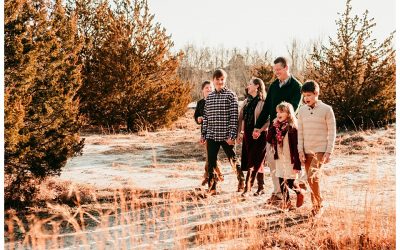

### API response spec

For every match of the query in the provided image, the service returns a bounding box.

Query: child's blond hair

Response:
[275,101,298,128]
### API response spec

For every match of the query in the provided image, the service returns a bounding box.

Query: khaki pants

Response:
[305,152,324,208]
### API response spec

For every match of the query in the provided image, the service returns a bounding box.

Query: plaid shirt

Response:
[202,87,239,141]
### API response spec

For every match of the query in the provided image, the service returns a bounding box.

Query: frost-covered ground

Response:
[52,110,396,248]
[9,111,394,249]
[60,121,395,213]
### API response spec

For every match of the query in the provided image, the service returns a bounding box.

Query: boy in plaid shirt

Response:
[201,69,244,194]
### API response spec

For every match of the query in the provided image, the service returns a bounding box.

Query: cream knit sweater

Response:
[297,100,336,154]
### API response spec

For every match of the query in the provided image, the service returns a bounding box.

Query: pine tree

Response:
[5,0,37,202]
[251,63,274,91]
[77,0,191,131]
[5,0,84,205]
[305,0,395,129]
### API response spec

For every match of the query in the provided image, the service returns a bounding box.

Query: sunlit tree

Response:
[76,0,191,131]
[4,0,84,205]
[305,0,395,128]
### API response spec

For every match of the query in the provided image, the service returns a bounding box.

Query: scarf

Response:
[273,120,289,147]
[243,95,260,129]
[271,120,289,160]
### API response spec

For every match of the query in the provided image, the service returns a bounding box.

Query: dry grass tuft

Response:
[5,184,395,249]
[4,117,395,249]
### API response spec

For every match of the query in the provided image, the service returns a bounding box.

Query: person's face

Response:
[273,63,289,81]
[213,76,226,91]
[276,108,289,122]
[202,84,212,98]
[246,81,258,96]
[303,91,318,107]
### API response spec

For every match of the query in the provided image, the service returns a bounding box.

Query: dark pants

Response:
[279,178,300,203]
[207,139,245,190]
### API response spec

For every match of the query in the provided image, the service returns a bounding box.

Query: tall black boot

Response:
[242,169,256,196]
[241,170,251,196]
[254,172,265,196]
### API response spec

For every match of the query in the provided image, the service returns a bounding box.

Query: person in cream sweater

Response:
[297,80,336,217]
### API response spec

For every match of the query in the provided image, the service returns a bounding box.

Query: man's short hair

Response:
[212,69,227,79]
[301,80,320,94]
[273,57,288,68]
[201,80,211,90]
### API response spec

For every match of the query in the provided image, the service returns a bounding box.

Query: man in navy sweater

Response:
[252,57,302,204]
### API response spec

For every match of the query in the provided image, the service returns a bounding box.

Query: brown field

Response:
[5,110,396,249]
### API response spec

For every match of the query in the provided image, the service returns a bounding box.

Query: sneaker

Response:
[253,189,265,196]
[201,178,208,186]
[296,189,305,207]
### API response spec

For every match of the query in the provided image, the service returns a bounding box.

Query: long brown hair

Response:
[251,77,266,101]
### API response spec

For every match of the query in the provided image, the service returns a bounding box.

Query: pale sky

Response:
[147,0,396,57]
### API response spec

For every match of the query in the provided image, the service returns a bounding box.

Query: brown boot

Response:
[201,178,208,186]
[208,173,218,193]
[237,181,245,192]
[296,189,305,207]
[236,165,245,192]
[215,166,224,182]
[202,166,209,186]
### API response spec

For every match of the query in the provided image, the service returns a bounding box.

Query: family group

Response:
[194,57,336,216]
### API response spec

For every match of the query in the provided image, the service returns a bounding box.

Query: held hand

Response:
[226,138,235,145]
[322,152,331,164]
[200,137,206,145]
[252,129,260,139]
[197,116,203,124]
[299,152,306,164]
[236,134,243,144]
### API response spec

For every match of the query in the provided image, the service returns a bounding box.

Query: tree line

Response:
[180,1,396,131]
[5,0,191,206]
[4,0,395,206]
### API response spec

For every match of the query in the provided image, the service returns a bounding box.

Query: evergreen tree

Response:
[305,0,395,128]
[5,0,37,201]
[4,0,84,205]
[77,0,191,131]
[251,63,274,91]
